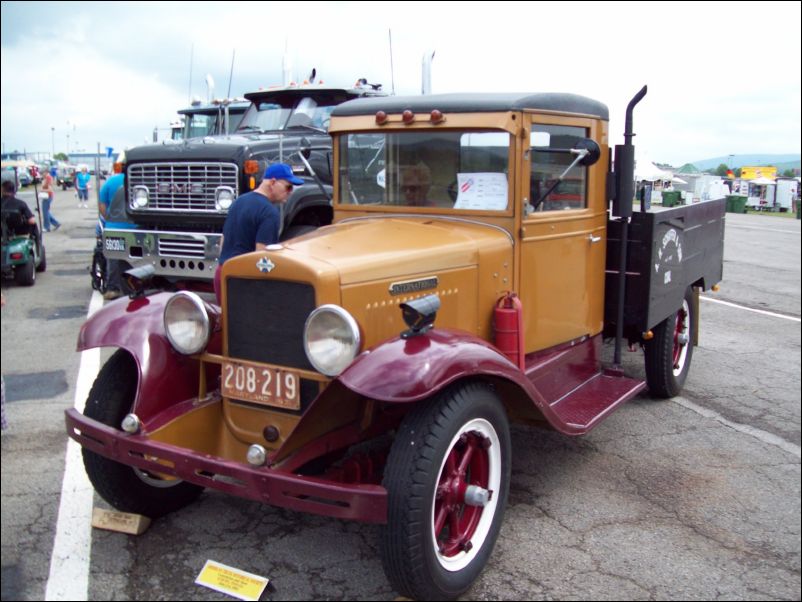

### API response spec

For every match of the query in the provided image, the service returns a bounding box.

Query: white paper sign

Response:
[454,172,508,210]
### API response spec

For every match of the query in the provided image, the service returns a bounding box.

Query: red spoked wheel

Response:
[381,383,510,600]
[432,423,499,570]
[645,287,696,398]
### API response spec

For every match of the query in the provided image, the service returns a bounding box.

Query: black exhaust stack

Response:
[612,85,647,369]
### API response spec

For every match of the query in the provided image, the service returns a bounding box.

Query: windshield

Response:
[179,108,247,139]
[339,130,511,211]
[237,94,347,134]
[184,113,217,138]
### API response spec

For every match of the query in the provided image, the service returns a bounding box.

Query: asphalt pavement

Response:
[1,192,799,601]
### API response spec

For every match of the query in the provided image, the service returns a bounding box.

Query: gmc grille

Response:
[128,162,238,213]
[158,237,206,258]
[226,278,318,410]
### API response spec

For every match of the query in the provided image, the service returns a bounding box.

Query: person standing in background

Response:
[214,163,302,301]
[97,172,131,300]
[75,165,91,208]
[41,169,61,232]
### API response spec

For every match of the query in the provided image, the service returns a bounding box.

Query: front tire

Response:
[645,287,696,398]
[82,350,204,518]
[90,245,107,293]
[381,382,511,600]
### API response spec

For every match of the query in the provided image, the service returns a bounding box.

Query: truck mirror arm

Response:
[296,150,332,202]
[531,148,589,211]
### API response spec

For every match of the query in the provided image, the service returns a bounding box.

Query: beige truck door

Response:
[518,118,607,352]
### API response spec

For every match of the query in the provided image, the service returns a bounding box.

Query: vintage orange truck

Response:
[66,86,725,600]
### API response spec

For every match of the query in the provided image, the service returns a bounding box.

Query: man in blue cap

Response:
[214,163,304,300]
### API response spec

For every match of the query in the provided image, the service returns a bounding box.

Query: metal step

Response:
[549,371,646,432]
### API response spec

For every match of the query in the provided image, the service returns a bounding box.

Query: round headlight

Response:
[132,186,149,208]
[304,305,361,376]
[215,187,235,211]
[164,292,210,355]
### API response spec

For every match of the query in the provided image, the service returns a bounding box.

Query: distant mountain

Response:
[690,154,800,171]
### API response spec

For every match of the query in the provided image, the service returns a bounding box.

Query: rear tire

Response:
[36,244,46,272]
[15,256,35,286]
[82,350,204,518]
[645,287,696,398]
[380,382,511,600]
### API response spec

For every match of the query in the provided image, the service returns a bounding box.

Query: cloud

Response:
[2,0,800,166]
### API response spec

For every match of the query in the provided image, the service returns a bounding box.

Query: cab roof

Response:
[331,92,609,120]
[244,85,385,103]
[178,101,250,116]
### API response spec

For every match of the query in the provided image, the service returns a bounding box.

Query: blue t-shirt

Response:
[96,173,125,236]
[219,191,280,265]
[76,171,91,190]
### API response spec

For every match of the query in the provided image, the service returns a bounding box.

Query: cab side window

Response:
[530,124,588,211]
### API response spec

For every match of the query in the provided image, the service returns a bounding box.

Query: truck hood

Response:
[281,216,512,285]
[125,131,330,163]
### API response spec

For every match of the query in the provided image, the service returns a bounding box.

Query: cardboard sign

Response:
[91,508,151,535]
[195,560,269,601]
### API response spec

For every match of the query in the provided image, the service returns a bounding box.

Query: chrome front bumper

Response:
[102,228,221,281]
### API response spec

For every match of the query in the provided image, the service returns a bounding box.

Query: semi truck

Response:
[66,86,725,600]
[102,81,385,288]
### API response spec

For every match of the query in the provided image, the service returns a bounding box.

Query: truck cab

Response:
[102,82,385,287]
[173,99,250,140]
[67,89,725,600]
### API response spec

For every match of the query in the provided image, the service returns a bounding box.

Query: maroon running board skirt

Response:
[523,335,646,434]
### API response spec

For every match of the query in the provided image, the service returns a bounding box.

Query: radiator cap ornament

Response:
[256,257,276,273]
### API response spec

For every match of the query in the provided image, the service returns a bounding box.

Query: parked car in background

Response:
[57,163,76,189]
[1,162,32,188]
[17,167,32,187]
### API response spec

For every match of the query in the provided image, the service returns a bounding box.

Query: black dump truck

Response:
[103,81,385,288]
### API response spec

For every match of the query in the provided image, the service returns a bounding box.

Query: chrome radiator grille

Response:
[157,237,206,258]
[128,162,238,212]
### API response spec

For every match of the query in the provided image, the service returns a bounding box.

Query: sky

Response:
[1,0,800,166]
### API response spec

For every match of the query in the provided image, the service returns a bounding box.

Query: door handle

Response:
[588,234,602,243]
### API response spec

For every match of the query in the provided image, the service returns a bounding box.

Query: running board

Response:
[548,371,646,433]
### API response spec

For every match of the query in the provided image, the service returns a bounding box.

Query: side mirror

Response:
[574,138,601,166]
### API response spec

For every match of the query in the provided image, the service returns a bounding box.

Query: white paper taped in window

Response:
[454,173,508,211]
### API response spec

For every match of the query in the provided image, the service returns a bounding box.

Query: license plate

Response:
[105,237,126,252]
[221,359,300,410]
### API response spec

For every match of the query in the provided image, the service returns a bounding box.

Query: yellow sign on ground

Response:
[195,560,269,601]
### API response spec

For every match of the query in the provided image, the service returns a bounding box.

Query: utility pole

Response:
[51,126,55,158]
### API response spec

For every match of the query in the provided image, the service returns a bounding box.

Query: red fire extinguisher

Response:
[494,293,524,371]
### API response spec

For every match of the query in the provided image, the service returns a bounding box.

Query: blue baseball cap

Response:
[264,163,304,185]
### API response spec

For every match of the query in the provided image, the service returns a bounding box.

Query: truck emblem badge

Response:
[256,257,276,273]
[389,276,438,296]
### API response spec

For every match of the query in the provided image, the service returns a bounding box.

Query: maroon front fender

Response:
[337,328,544,404]
[77,293,221,420]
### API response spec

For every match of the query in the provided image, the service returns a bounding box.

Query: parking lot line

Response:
[45,291,103,602]
[673,396,801,459]
[701,295,801,322]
